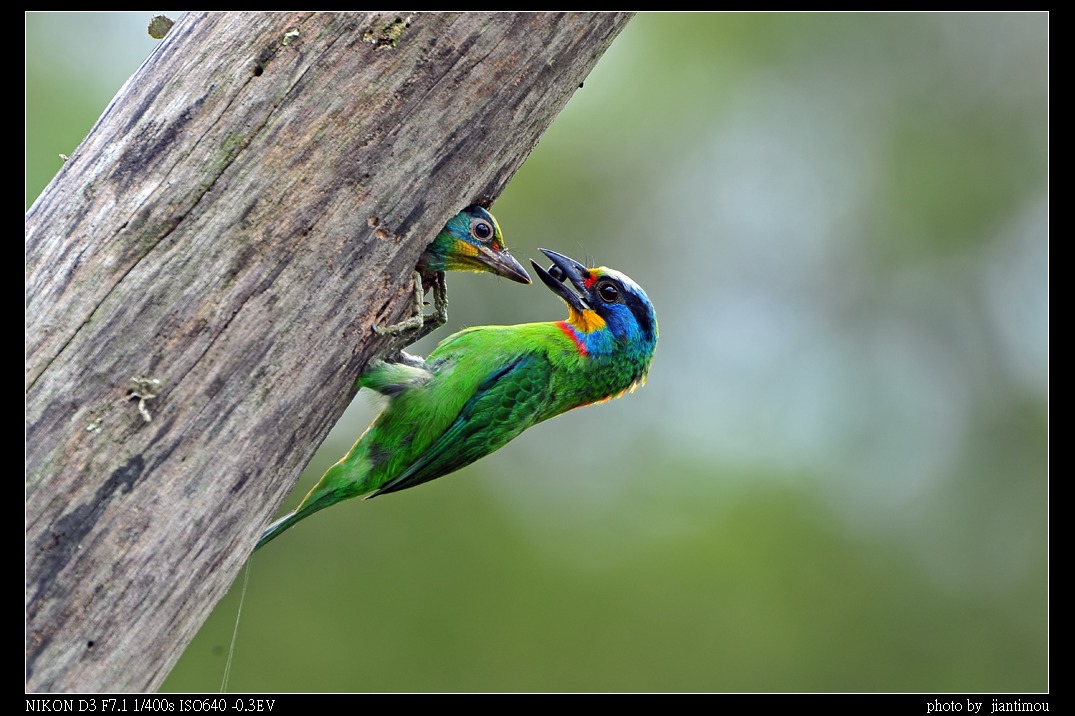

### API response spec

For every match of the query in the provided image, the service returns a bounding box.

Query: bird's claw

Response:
[373,270,448,346]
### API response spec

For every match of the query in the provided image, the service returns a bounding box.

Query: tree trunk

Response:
[25,11,633,693]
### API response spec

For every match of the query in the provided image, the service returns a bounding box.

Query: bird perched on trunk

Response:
[256,248,657,550]
[374,204,531,343]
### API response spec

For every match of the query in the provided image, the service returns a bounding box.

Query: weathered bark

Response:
[25,11,633,692]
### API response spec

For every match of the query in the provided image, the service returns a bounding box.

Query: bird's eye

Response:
[471,220,494,241]
[597,281,620,303]
[548,264,566,282]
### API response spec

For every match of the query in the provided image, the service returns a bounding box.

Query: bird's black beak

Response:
[478,246,532,285]
[530,248,592,313]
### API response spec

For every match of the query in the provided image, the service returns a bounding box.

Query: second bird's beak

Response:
[530,248,592,313]
[477,246,532,284]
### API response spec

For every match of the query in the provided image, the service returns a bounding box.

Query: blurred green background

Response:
[26,13,1047,692]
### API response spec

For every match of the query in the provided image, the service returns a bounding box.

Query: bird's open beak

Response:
[531,248,592,313]
[477,246,532,284]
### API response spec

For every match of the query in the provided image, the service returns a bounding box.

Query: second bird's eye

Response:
[471,220,494,241]
[548,264,566,282]
[597,281,620,303]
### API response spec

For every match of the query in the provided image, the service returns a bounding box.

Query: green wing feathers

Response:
[371,352,554,496]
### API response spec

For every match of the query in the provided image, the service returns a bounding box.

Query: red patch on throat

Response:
[557,321,588,356]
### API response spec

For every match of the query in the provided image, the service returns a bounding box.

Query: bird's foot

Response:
[373,270,448,356]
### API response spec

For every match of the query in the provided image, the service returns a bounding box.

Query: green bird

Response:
[374,204,531,342]
[256,249,658,550]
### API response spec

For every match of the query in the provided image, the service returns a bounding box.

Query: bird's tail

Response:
[253,443,377,551]
[254,509,307,552]
[253,482,350,552]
